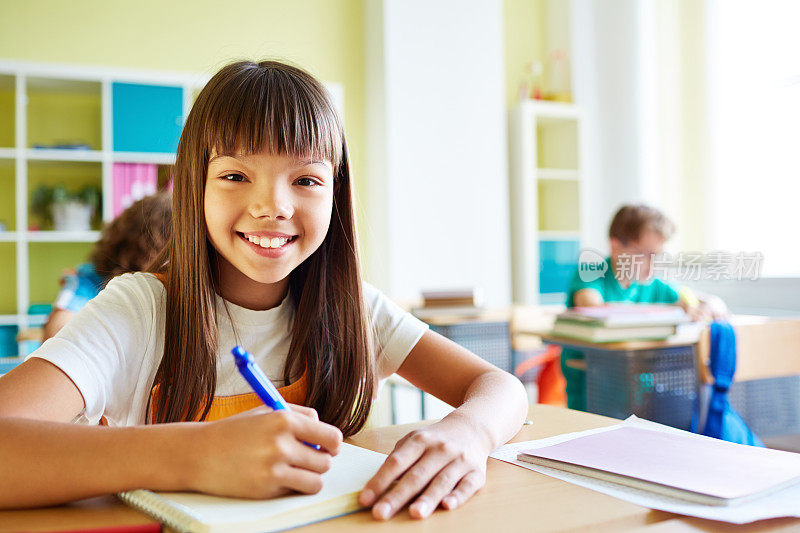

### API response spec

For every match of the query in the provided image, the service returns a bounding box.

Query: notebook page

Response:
[143,443,386,530]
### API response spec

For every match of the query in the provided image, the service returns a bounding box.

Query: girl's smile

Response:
[204,149,334,309]
[237,231,299,258]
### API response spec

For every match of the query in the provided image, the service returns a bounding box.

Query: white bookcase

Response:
[0,60,210,356]
[508,99,584,305]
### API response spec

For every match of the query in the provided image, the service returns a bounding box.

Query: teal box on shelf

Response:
[539,239,580,294]
[112,82,184,153]
[0,325,18,357]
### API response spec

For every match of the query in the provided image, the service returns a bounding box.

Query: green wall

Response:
[0,79,14,147]
[0,243,15,314]
[27,88,102,149]
[0,160,13,232]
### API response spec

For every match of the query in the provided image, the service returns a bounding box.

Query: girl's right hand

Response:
[189,406,343,499]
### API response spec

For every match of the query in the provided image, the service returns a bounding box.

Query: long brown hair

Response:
[148,60,375,437]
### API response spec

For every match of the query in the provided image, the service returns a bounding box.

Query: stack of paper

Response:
[491,416,800,523]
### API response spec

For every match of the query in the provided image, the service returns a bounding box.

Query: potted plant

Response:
[30,184,101,231]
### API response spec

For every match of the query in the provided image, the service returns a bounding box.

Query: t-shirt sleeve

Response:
[566,267,605,307]
[25,273,158,424]
[362,281,429,381]
[652,279,681,304]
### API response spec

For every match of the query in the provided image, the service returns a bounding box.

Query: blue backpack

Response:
[691,321,764,447]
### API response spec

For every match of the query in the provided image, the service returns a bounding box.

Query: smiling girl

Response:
[0,60,527,520]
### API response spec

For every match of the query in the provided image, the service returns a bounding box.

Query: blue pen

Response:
[231,345,321,450]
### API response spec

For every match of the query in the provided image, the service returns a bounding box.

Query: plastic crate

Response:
[584,344,698,430]
[430,321,512,372]
[727,375,800,438]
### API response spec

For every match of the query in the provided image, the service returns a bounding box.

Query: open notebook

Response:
[517,426,800,506]
[118,443,387,533]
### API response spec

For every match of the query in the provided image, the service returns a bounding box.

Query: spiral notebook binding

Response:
[118,489,204,533]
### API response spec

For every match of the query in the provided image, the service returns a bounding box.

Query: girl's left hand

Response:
[358,416,491,520]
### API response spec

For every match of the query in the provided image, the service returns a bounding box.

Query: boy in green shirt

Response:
[562,204,728,410]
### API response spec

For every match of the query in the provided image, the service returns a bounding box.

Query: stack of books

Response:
[411,288,484,320]
[552,304,688,342]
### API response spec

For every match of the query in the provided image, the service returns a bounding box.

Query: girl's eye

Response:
[295,177,320,187]
[220,173,246,182]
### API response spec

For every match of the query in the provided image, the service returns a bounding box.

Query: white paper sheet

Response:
[490,416,800,524]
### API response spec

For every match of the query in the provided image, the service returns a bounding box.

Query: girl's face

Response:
[204,149,334,308]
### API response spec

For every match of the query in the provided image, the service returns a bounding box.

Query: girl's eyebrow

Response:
[208,154,328,167]
[295,159,330,168]
[208,153,243,164]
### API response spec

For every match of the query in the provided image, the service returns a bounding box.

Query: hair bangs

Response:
[204,61,342,170]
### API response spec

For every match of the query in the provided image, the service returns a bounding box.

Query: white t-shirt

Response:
[28,272,428,427]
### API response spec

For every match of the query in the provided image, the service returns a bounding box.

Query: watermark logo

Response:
[651,251,764,282]
[575,249,764,283]
[578,248,608,282]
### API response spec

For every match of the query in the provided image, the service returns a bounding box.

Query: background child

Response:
[562,204,729,410]
[0,60,527,521]
[42,192,172,341]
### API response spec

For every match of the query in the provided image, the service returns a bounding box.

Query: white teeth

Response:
[244,233,291,249]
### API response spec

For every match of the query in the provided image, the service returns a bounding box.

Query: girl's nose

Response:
[249,186,294,220]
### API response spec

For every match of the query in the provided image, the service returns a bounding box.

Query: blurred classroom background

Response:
[0,0,798,434]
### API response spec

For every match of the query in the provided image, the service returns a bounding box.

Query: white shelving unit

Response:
[509,99,584,305]
[0,60,210,356]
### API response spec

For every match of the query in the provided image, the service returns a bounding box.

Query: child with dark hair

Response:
[42,191,172,341]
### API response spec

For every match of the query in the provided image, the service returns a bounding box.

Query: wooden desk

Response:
[1,405,798,532]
